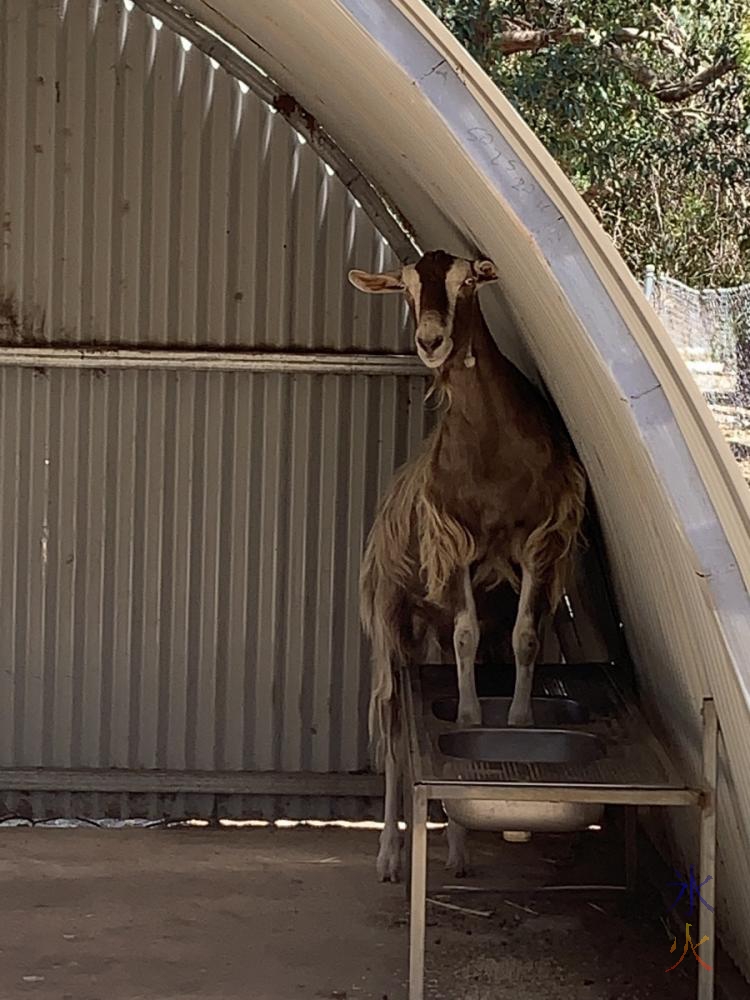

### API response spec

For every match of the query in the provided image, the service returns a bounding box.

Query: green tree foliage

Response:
[425,1,749,285]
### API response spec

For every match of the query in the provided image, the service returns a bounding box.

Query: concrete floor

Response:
[0,824,698,999]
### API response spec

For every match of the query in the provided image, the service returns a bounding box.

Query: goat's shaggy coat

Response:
[351,250,586,879]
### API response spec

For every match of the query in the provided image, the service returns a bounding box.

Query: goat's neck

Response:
[440,300,513,426]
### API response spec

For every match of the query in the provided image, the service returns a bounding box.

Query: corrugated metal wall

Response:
[0,365,429,771]
[0,0,427,818]
[0,365,428,818]
[0,0,612,820]
[0,0,410,353]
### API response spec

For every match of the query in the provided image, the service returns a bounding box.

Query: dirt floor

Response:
[0,822,703,999]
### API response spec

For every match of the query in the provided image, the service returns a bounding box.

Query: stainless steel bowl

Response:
[444,797,604,833]
[439,727,604,764]
[439,727,606,832]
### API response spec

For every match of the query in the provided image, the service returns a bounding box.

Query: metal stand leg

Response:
[402,776,413,901]
[698,697,718,1000]
[624,806,638,892]
[402,718,414,901]
[409,785,428,1000]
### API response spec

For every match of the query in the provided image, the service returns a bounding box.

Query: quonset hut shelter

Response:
[1,0,750,984]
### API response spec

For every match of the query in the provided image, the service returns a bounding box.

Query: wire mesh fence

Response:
[644,267,750,484]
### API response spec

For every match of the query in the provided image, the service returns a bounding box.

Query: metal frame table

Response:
[399,663,718,1000]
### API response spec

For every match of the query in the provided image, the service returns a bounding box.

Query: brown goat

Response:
[349,250,586,881]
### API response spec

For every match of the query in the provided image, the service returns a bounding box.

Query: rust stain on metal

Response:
[272,92,318,134]
[0,293,21,341]
[0,292,47,345]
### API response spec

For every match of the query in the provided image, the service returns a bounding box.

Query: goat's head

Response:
[348,250,498,369]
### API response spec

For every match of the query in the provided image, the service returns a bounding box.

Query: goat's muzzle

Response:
[415,314,452,369]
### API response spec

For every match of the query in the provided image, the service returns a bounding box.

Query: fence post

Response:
[643,264,656,303]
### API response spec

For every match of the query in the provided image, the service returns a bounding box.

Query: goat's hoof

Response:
[507,706,533,728]
[376,833,402,883]
[377,857,401,883]
[446,841,469,878]
[457,703,482,727]
[446,855,469,878]
[448,863,469,878]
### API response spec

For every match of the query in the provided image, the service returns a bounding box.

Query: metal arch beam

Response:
[133,0,420,263]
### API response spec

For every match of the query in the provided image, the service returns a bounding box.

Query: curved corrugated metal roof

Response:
[161,0,750,978]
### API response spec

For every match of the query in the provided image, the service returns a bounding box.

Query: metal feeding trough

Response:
[399,662,719,1000]
[438,723,605,832]
[438,727,604,764]
[436,721,606,833]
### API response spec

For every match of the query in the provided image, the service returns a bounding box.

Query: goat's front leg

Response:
[447,568,480,878]
[507,566,546,728]
[376,744,402,883]
[453,567,481,727]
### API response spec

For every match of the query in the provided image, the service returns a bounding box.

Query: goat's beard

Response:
[424,368,453,408]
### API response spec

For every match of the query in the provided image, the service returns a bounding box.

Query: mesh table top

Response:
[402,663,701,804]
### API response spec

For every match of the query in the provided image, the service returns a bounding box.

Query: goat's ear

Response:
[472,258,498,284]
[348,268,404,293]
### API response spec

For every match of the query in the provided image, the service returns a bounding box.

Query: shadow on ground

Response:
[0,821,704,999]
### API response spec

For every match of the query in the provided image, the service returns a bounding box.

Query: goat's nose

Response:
[417,335,443,354]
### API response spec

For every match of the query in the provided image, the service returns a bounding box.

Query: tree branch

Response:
[493,25,586,55]
[488,16,738,103]
[472,0,493,59]
[653,56,738,102]
[605,42,659,90]
[611,26,682,58]
[492,20,668,57]
[607,44,737,102]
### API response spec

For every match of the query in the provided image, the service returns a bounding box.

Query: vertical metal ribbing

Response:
[0,0,425,819]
